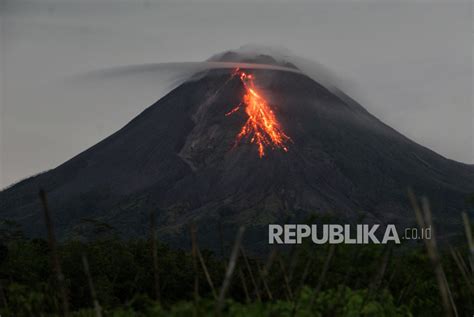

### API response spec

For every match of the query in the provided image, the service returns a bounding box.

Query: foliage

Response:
[0,234,471,316]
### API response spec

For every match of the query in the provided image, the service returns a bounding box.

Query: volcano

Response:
[1,52,473,249]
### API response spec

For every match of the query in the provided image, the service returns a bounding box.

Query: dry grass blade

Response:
[240,246,261,301]
[315,244,336,294]
[449,246,474,295]
[408,189,454,317]
[386,258,400,287]
[462,212,474,272]
[408,189,426,229]
[82,254,102,317]
[258,264,273,300]
[310,244,336,308]
[256,248,276,301]
[357,246,392,314]
[278,257,293,301]
[453,247,471,279]
[190,225,200,309]
[196,248,218,299]
[421,198,458,317]
[372,246,392,290]
[287,246,300,284]
[216,226,245,315]
[329,246,362,314]
[291,254,314,317]
[396,278,414,306]
[149,210,161,303]
[39,189,70,317]
[238,267,251,303]
[441,269,459,317]
[264,248,277,272]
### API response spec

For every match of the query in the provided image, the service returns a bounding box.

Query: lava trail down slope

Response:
[1,53,473,250]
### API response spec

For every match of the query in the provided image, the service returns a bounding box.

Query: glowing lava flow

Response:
[226,69,291,158]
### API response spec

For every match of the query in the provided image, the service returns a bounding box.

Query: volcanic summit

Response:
[1,50,473,249]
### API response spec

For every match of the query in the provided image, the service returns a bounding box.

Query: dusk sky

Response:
[1,0,472,188]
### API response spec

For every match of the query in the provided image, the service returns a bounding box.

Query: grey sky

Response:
[1,0,473,188]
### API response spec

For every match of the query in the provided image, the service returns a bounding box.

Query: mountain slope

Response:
[1,65,473,249]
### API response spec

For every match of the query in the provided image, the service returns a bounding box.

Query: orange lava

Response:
[227,69,291,158]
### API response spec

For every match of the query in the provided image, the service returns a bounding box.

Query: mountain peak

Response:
[1,51,473,249]
[208,47,299,70]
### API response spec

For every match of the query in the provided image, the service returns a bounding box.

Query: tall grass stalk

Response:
[216,226,245,315]
[408,190,455,317]
[81,254,102,317]
[240,246,261,301]
[462,212,473,272]
[192,226,217,300]
[39,189,70,317]
[149,210,161,303]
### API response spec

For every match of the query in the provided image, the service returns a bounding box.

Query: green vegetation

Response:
[0,230,472,316]
[0,192,473,316]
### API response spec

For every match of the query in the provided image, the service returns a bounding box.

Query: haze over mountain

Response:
[1,51,473,249]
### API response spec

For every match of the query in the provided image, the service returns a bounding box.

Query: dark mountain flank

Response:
[1,55,473,249]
